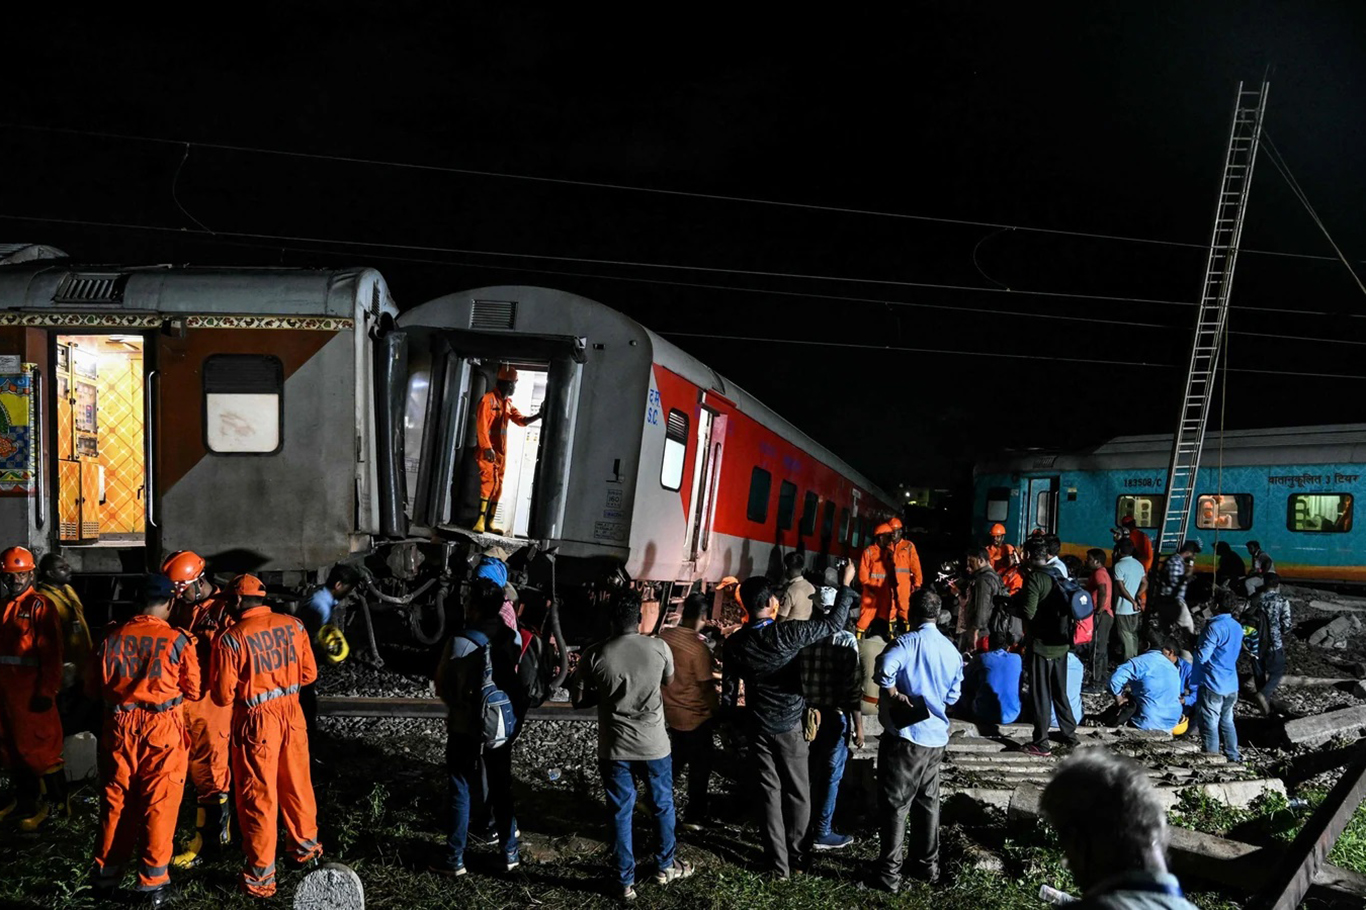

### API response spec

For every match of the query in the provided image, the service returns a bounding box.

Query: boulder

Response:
[294,863,364,910]
[1308,615,1364,650]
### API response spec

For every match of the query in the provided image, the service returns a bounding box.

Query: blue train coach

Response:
[973,425,1365,585]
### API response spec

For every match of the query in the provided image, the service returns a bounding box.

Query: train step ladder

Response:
[1158,81,1269,555]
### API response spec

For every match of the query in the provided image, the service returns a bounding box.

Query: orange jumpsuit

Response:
[890,539,923,624]
[171,588,234,803]
[211,606,321,898]
[856,542,894,631]
[474,389,533,502]
[89,615,200,892]
[986,542,1015,575]
[1130,529,1155,574]
[0,586,64,776]
[1000,565,1024,596]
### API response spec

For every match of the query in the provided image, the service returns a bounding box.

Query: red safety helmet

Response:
[231,574,266,597]
[161,550,206,584]
[989,523,1007,536]
[1,546,35,573]
[497,364,519,382]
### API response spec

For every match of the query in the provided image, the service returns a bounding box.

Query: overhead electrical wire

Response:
[2,120,1357,266]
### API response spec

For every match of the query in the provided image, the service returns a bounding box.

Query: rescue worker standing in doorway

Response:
[164,550,234,867]
[856,524,897,640]
[888,518,923,635]
[88,574,199,907]
[211,574,322,899]
[0,546,66,830]
[472,365,542,535]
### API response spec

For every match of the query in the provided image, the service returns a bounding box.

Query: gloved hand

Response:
[30,694,53,713]
[854,627,865,640]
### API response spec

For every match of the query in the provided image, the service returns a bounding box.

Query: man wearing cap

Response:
[0,545,66,830]
[856,525,897,639]
[163,550,234,868]
[212,574,322,898]
[985,524,1014,575]
[888,519,922,635]
[472,364,541,535]
[88,574,198,906]
[1121,517,1155,575]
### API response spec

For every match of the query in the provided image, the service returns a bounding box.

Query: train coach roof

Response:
[401,285,893,504]
[977,423,1366,473]
[0,261,389,316]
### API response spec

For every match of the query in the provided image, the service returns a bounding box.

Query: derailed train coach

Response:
[0,248,895,641]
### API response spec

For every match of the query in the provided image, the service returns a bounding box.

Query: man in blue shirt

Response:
[1050,651,1085,729]
[965,631,1022,727]
[1196,595,1245,761]
[869,589,962,892]
[296,564,360,735]
[1111,539,1148,662]
[1108,640,1183,732]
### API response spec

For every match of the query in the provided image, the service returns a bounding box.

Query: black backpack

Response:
[517,629,551,709]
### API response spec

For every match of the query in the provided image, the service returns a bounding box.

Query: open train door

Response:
[686,391,730,578]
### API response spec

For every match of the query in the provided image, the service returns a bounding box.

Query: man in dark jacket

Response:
[959,547,1003,653]
[721,560,856,879]
[1015,538,1079,756]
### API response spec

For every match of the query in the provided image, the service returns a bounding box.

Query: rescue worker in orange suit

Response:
[164,550,235,867]
[38,553,97,740]
[0,546,66,830]
[211,574,322,899]
[856,523,897,639]
[887,518,923,636]
[1000,547,1025,596]
[986,523,1016,575]
[88,574,199,907]
[471,365,542,534]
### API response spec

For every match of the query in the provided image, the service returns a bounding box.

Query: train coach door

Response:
[688,409,727,568]
[1025,476,1059,538]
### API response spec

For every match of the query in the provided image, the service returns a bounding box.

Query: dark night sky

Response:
[5,5,1366,491]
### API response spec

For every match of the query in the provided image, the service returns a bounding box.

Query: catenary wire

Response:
[2,120,1356,266]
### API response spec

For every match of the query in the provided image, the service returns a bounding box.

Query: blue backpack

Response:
[458,629,518,750]
[1043,567,1094,623]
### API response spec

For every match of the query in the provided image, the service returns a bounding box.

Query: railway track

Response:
[317,694,596,721]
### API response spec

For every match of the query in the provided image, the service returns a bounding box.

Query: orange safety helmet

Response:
[989,523,1007,536]
[231,574,266,597]
[497,364,519,382]
[1,546,35,573]
[889,517,903,531]
[874,522,893,536]
[161,550,207,584]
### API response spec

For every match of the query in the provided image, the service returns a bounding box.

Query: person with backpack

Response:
[570,590,693,902]
[1015,537,1083,756]
[431,578,528,878]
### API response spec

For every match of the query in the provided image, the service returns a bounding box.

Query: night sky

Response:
[5,5,1366,492]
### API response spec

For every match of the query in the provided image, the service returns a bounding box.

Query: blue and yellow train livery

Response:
[972,425,1365,585]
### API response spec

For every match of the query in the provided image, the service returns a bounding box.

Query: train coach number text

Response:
[646,389,662,426]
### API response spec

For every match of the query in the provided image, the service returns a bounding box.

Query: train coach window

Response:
[1116,495,1164,529]
[747,467,772,523]
[1196,494,1253,530]
[660,409,688,491]
[851,517,862,549]
[777,481,798,530]
[203,354,283,454]
[800,491,819,536]
[986,487,1010,523]
[1288,493,1354,533]
[838,507,850,544]
[821,500,835,541]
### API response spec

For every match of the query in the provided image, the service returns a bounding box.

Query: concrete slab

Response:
[1284,705,1366,745]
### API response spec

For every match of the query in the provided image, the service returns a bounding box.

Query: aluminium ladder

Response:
[1157,81,1269,554]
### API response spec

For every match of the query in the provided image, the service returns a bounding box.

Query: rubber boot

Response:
[472,498,489,533]
[17,767,63,832]
[486,499,504,535]
[172,793,230,868]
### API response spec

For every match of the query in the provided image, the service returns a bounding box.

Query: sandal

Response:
[654,859,696,885]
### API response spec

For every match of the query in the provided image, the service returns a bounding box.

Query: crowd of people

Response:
[0,513,1289,906]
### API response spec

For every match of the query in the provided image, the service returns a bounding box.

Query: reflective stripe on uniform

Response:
[245,683,300,708]
[868,573,887,580]
[112,694,184,714]
[222,634,241,653]
[245,863,276,883]
[293,838,320,856]
[896,568,912,573]
[169,633,189,663]
[137,862,169,886]
[0,655,39,666]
